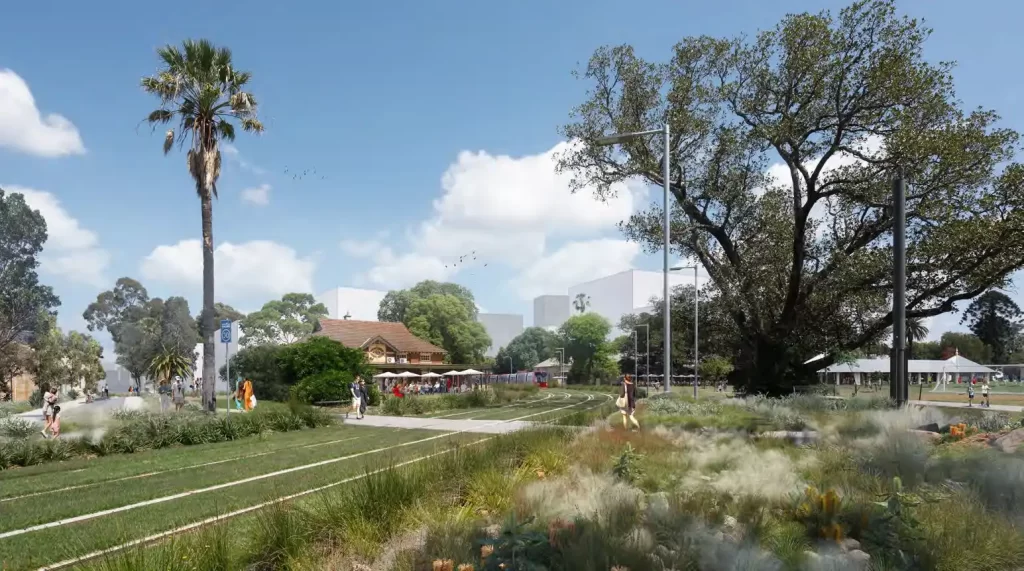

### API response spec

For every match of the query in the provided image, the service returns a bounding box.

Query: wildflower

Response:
[432,560,454,571]
[457,565,475,571]
[481,544,494,559]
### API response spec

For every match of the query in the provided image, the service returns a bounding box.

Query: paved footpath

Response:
[909,400,1024,413]
[342,414,538,434]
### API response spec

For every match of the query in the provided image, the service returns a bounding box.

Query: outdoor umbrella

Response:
[459,369,484,375]
[442,370,463,376]
[420,372,442,378]
[396,371,420,378]
[374,372,398,378]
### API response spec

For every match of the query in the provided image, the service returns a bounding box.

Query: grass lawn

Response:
[0,392,607,570]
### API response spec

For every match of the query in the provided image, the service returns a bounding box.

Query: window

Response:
[420,353,432,362]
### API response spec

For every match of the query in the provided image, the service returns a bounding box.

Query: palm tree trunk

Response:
[201,189,217,412]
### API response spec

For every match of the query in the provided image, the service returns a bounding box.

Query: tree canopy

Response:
[559,0,1024,394]
[84,278,200,388]
[961,291,1022,363]
[494,327,561,373]
[378,281,490,363]
[378,281,479,323]
[197,303,245,341]
[0,189,60,360]
[559,313,617,384]
[240,293,327,347]
[32,316,105,393]
[938,332,991,363]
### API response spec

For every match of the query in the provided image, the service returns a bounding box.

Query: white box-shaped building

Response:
[568,270,692,338]
[477,313,524,357]
[317,287,389,321]
[533,294,570,330]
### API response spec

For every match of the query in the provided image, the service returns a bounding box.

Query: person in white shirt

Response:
[40,385,56,438]
[981,381,990,407]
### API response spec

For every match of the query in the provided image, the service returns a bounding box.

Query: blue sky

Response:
[2,0,1023,358]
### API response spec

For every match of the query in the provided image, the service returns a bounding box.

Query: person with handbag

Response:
[617,374,640,431]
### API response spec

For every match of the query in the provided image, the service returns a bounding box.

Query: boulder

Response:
[915,422,941,433]
[908,429,942,443]
[840,538,862,552]
[992,428,1024,453]
[848,549,871,566]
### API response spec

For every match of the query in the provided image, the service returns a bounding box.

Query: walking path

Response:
[909,400,1024,413]
[348,415,538,434]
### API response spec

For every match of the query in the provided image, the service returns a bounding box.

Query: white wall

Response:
[533,295,570,329]
[317,287,388,321]
[568,270,692,338]
[478,313,524,357]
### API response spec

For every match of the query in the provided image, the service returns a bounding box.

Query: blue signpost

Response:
[221,320,232,414]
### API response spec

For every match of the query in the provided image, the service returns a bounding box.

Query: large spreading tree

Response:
[378,280,490,363]
[240,293,328,347]
[494,327,561,373]
[142,39,264,411]
[558,0,1024,394]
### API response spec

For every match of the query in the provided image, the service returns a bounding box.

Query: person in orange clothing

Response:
[242,378,254,411]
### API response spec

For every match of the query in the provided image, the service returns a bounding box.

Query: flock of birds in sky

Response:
[283,166,326,181]
[445,250,488,271]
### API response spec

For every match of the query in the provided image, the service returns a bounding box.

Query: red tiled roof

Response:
[314,319,446,354]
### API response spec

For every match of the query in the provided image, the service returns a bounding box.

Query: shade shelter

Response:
[459,369,484,376]
[373,372,398,378]
[396,371,420,378]
[818,352,996,386]
[442,370,463,376]
[421,372,442,378]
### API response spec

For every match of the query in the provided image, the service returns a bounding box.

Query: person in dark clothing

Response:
[358,379,368,418]
[618,374,640,431]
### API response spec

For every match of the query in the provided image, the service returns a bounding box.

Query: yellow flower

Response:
[433,560,454,571]
[457,565,475,571]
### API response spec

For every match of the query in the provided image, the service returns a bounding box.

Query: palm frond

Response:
[217,122,235,141]
[147,109,174,124]
[240,118,264,134]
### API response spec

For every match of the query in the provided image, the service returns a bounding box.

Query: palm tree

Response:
[906,318,929,359]
[573,293,591,314]
[142,40,263,411]
[148,346,193,388]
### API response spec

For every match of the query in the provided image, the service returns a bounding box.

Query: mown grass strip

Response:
[0,428,431,534]
[0,435,484,570]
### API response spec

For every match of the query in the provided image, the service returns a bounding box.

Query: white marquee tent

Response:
[818,353,996,386]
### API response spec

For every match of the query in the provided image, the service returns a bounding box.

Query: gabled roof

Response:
[535,357,562,368]
[819,355,996,375]
[314,319,446,354]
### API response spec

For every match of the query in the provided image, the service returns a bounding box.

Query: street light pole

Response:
[555,348,565,386]
[635,324,649,386]
[595,124,672,392]
[671,265,700,398]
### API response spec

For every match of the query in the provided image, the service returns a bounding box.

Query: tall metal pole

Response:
[646,326,650,387]
[890,172,907,406]
[663,123,673,393]
[693,265,699,399]
[634,330,639,377]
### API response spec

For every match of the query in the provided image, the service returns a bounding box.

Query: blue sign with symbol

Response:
[220,319,232,343]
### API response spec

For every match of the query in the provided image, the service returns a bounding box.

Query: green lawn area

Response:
[0,391,607,570]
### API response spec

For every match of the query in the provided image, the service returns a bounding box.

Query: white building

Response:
[478,313,524,357]
[533,295,570,331]
[568,270,694,337]
[317,286,389,321]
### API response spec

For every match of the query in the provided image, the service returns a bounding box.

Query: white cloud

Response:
[7,185,109,286]
[0,69,85,157]
[340,238,382,258]
[241,183,271,206]
[221,143,266,176]
[352,141,647,292]
[140,239,316,300]
[516,239,641,300]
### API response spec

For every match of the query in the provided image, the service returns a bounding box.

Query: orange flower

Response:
[481,545,494,559]
[457,565,475,571]
[433,560,454,571]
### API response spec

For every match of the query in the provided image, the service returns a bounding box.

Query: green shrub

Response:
[290,370,353,404]
[0,416,35,438]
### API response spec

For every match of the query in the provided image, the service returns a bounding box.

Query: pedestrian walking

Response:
[40,384,56,439]
[967,384,975,407]
[349,378,362,419]
[358,378,368,419]
[172,377,186,412]
[981,381,990,407]
[50,404,61,438]
[617,374,640,431]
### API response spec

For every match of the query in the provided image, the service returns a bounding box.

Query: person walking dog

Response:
[617,374,640,431]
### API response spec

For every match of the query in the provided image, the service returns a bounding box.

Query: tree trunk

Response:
[201,191,217,412]
[732,335,803,396]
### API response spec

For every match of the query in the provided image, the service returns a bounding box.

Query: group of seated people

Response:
[385,379,478,397]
